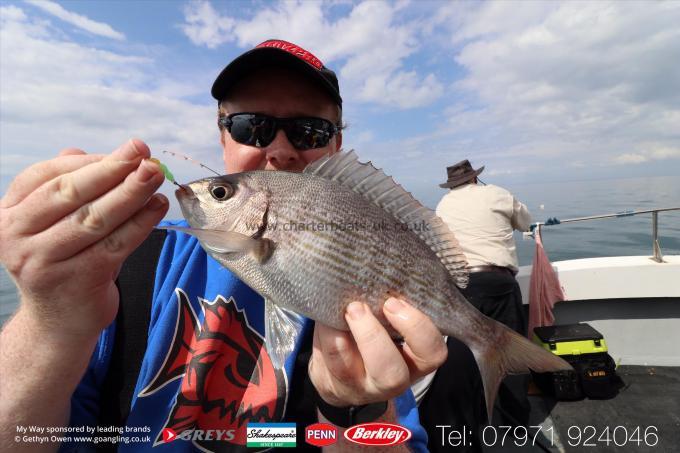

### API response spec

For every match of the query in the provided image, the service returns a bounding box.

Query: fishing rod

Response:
[527,206,680,263]
[532,206,680,227]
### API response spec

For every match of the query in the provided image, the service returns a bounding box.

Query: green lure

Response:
[149,158,175,184]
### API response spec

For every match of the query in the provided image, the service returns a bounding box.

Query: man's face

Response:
[220,68,342,173]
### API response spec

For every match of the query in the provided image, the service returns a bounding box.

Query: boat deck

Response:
[498,366,680,452]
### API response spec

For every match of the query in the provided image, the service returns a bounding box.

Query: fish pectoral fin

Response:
[252,238,275,264]
[157,225,263,255]
[264,299,306,370]
[232,191,271,237]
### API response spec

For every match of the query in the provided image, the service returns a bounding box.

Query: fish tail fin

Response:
[468,321,571,421]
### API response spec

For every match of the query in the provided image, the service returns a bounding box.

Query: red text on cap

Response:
[257,39,324,70]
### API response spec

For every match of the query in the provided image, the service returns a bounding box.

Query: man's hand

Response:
[0,139,168,338]
[0,139,168,452]
[309,297,448,407]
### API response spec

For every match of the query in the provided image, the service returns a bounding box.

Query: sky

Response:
[1,0,679,216]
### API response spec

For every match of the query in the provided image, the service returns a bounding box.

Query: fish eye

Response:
[209,184,233,201]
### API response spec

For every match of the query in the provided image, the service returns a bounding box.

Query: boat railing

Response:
[527,206,680,263]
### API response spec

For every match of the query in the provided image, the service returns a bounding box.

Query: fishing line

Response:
[162,150,222,176]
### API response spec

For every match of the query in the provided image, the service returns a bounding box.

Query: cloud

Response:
[180,0,234,48]
[486,168,523,177]
[614,146,680,165]
[614,153,647,165]
[177,0,677,184]
[650,146,680,160]
[25,0,125,40]
[389,1,680,181]
[352,130,374,145]
[360,72,443,109]
[179,0,442,109]
[3,0,678,215]
[0,5,221,216]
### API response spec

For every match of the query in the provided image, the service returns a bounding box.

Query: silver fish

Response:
[162,151,570,416]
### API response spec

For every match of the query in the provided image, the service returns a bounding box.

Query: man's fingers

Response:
[14,140,151,234]
[34,159,165,262]
[314,322,364,384]
[311,301,436,407]
[80,193,169,265]
[58,147,87,157]
[10,194,168,312]
[345,302,409,394]
[0,154,104,209]
[382,297,448,378]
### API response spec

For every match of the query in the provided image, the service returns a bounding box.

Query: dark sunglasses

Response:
[218,113,339,151]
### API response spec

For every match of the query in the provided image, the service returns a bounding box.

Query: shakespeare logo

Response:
[139,290,287,452]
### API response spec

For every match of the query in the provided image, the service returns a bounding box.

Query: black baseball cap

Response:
[211,39,342,106]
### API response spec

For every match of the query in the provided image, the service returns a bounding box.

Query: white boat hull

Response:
[517,255,680,366]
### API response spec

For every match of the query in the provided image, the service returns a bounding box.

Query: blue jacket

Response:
[64,221,428,452]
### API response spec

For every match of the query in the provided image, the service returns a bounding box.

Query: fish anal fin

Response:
[264,299,306,370]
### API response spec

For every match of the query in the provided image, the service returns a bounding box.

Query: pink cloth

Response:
[527,229,567,338]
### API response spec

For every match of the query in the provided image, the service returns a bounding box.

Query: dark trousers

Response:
[419,271,530,452]
[461,271,531,428]
[419,337,485,452]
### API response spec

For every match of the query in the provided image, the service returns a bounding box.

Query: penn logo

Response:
[344,422,412,446]
[305,423,338,447]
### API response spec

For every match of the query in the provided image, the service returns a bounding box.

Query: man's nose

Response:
[263,130,300,170]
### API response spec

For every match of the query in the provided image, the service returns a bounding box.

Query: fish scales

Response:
[204,171,457,329]
[275,209,375,275]
[272,171,452,305]
[289,238,380,294]
[168,151,572,419]
[277,174,459,329]
[282,218,421,321]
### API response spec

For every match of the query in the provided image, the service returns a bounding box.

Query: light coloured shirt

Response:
[435,183,532,272]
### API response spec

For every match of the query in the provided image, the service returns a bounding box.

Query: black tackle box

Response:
[532,323,623,400]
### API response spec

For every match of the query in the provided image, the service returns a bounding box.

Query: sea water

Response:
[1,175,678,326]
[512,175,680,264]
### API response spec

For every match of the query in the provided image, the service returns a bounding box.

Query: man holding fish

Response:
[0,40,448,452]
[0,39,569,453]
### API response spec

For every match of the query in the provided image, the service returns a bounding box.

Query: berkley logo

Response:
[344,423,412,446]
[305,423,338,447]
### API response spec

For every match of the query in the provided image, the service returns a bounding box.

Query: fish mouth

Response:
[174,184,205,227]
[175,184,196,200]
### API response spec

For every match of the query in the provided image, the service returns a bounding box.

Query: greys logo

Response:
[162,428,236,443]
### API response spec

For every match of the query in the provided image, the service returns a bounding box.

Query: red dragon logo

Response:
[139,290,286,452]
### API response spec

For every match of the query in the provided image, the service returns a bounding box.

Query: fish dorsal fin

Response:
[305,150,469,288]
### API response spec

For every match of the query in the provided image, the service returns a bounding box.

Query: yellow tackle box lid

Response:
[533,323,608,356]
